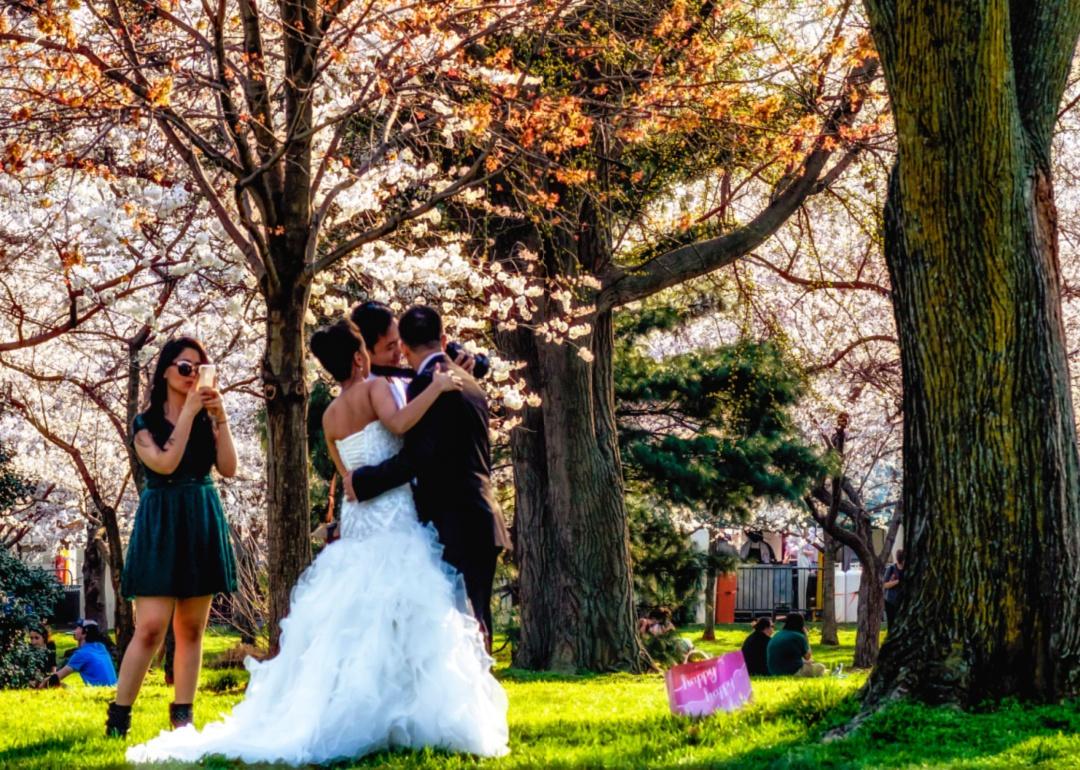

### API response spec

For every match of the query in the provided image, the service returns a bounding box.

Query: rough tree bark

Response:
[496,207,645,672]
[820,533,840,646]
[262,280,312,654]
[82,523,108,628]
[863,0,1080,704]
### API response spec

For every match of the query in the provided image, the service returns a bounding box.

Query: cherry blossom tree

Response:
[465,0,886,671]
[0,0,551,647]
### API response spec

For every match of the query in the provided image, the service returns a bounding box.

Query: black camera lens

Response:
[446,342,490,379]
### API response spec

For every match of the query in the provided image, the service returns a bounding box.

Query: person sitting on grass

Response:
[766,612,825,678]
[38,619,118,688]
[28,624,57,679]
[637,607,700,666]
[637,606,676,637]
[740,617,774,676]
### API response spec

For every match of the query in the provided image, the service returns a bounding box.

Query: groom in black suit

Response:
[344,305,511,649]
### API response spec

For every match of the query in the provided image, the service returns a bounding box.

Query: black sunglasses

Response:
[171,361,201,377]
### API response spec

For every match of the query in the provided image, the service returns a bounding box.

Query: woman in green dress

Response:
[106,336,238,738]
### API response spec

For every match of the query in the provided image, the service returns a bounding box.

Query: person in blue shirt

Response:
[40,620,117,688]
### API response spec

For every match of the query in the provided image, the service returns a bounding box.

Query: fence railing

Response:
[734,564,819,620]
[52,568,77,586]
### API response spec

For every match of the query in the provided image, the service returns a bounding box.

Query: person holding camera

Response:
[106,336,238,738]
[124,315,508,765]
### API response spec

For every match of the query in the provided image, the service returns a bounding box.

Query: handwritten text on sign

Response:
[664,651,753,717]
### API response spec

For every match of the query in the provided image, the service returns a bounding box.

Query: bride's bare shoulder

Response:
[321,393,344,438]
[322,383,365,433]
[345,378,376,407]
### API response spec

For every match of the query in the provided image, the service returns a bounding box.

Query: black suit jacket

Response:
[351,354,511,569]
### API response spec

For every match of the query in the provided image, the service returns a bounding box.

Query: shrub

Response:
[0,549,63,688]
[629,498,707,624]
[206,642,268,670]
[204,669,245,693]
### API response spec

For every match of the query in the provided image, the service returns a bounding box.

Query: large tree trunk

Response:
[864,0,1080,705]
[493,199,646,672]
[496,324,555,666]
[262,281,312,654]
[509,313,646,671]
[820,533,839,645]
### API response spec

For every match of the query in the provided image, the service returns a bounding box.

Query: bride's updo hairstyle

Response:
[310,320,366,382]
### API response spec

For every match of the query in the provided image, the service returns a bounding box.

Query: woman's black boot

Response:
[169,702,193,729]
[105,702,132,738]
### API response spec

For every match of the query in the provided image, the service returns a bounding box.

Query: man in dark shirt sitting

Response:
[740,617,774,675]
[767,612,825,677]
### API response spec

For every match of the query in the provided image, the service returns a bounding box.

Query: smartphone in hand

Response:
[197,364,217,389]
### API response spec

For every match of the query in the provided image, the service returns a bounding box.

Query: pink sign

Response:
[664,651,753,717]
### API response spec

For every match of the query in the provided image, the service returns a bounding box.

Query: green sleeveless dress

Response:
[120,411,238,599]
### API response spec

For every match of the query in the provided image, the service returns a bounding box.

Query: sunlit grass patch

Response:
[2,625,1078,769]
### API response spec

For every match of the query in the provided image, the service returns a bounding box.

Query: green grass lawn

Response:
[2,624,1079,769]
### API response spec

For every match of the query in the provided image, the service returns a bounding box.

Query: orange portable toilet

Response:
[715,572,737,624]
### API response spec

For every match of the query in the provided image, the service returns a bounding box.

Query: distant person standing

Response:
[883,549,905,630]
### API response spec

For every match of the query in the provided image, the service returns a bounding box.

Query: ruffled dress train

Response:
[127,422,509,765]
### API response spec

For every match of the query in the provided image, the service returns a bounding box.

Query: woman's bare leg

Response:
[115,597,175,706]
[172,595,214,704]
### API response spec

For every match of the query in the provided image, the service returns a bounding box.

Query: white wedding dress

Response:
[127,421,510,765]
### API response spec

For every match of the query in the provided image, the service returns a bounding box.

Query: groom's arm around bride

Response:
[344,306,511,647]
[345,358,449,506]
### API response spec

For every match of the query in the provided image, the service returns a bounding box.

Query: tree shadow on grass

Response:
[560,694,1080,770]
[793,697,1080,770]
[0,737,82,767]
[110,696,1080,770]
[497,667,620,684]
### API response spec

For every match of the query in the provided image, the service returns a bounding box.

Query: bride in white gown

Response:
[127,320,510,765]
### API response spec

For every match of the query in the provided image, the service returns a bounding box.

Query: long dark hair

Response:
[145,336,210,424]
